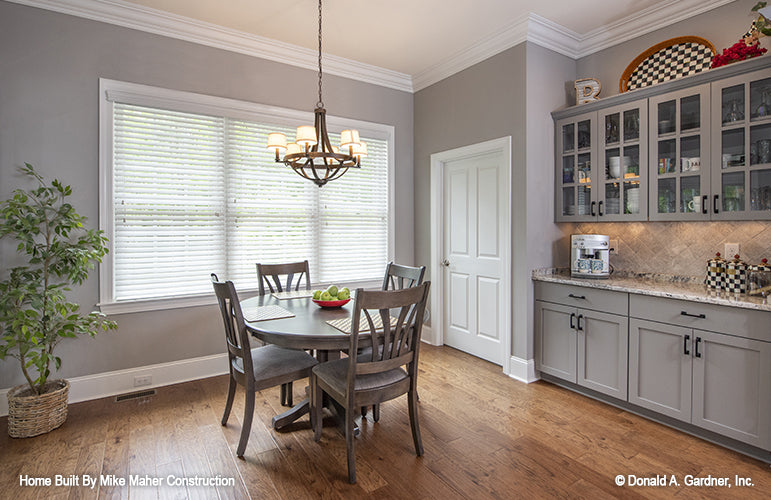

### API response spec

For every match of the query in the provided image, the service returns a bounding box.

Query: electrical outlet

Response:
[609,239,619,256]
[725,243,740,258]
[134,375,152,387]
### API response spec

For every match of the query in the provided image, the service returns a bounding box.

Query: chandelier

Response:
[266,0,365,187]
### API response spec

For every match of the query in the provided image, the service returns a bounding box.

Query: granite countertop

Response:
[532,268,771,313]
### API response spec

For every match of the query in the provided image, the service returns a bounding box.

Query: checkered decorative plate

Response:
[620,37,715,93]
[327,315,399,334]
[243,305,295,322]
[271,290,314,300]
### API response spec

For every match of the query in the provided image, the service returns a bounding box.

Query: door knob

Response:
[441,259,450,267]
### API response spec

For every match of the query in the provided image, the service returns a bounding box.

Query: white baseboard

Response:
[508,356,539,383]
[0,353,229,417]
[420,325,441,346]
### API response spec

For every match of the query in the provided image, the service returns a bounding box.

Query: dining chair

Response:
[256,260,311,406]
[310,282,431,484]
[362,261,427,421]
[211,274,318,458]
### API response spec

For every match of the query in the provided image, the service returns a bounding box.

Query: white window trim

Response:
[98,78,394,315]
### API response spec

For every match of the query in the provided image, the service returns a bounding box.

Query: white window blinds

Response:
[110,101,389,302]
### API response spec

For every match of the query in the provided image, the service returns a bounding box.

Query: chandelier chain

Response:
[317,0,324,109]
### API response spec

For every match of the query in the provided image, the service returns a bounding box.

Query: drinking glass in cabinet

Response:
[722,171,745,212]
[750,123,771,165]
[750,169,771,211]
[623,109,639,142]
[562,187,575,216]
[577,120,591,149]
[750,78,771,120]
[658,139,676,174]
[721,128,745,168]
[658,100,676,135]
[657,178,676,213]
[722,84,745,124]
[680,95,700,131]
[562,156,575,183]
[681,176,701,213]
[562,123,575,153]
[577,186,591,215]
[605,114,619,144]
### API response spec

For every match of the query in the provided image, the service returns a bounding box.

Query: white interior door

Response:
[442,149,507,365]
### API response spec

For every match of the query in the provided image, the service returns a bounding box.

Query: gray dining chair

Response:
[256,260,311,406]
[211,274,317,458]
[310,282,430,484]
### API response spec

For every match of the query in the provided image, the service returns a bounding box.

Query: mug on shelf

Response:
[687,195,702,213]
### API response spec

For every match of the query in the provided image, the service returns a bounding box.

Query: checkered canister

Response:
[705,252,726,290]
[724,255,748,294]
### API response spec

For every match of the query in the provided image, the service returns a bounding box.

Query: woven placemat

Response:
[327,314,398,334]
[243,305,295,322]
[271,290,314,300]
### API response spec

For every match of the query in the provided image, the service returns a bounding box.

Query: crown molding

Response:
[6,0,734,94]
[5,0,414,93]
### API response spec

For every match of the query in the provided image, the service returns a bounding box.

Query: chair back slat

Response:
[257,260,311,295]
[348,283,430,386]
[382,262,426,291]
[211,275,254,379]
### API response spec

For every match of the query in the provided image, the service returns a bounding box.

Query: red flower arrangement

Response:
[710,39,767,69]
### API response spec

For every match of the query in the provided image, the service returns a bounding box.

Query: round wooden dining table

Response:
[241,293,367,430]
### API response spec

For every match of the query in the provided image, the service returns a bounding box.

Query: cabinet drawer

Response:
[629,294,771,342]
[534,281,628,316]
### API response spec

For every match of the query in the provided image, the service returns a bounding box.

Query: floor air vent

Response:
[115,389,156,402]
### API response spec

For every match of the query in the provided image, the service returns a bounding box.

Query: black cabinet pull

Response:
[702,195,708,215]
[598,200,604,217]
[568,293,586,300]
[684,334,690,355]
[713,194,719,214]
[569,312,575,329]
[576,314,584,331]
[694,337,702,358]
[591,201,596,217]
[680,311,706,319]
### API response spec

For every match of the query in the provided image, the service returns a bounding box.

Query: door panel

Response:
[535,301,577,382]
[629,319,692,422]
[443,150,506,365]
[578,310,628,400]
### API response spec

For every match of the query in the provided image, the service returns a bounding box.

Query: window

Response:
[99,80,393,312]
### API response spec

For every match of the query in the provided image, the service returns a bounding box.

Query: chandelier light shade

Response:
[266,0,364,187]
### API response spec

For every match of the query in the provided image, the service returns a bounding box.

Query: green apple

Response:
[312,290,322,299]
[337,290,350,300]
[326,285,339,296]
[341,287,350,294]
[320,291,332,301]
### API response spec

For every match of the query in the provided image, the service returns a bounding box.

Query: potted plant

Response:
[0,163,116,438]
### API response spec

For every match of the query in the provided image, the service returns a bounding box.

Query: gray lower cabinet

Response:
[535,283,628,400]
[629,297,771,450]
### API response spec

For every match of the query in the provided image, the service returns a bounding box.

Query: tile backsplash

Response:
[561,221,771,278]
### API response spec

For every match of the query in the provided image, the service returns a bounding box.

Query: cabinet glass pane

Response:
[562,187,575,216]
[605,148,621,180]
[750,169,771,211]
[680,95,700,131]
[749,77,771,121]
[624,145,640,177]
[657,178,676,213]
[562,123,575,153]
[605,182,620,214]
[722,171,745,212]
[577,185,591,215]
[721,128,745,168]
[658,100,676,134]
[750,123,771,165]
[623,109,640,142]
[578,120,591,149]
[722,84,745,124]
[624,181,640,214]
[681,176,701,213]
[578,153,591,184]
[605,113,620,144]
[658,139,676,174]
[680,135,701,173]
[562,156,575,184]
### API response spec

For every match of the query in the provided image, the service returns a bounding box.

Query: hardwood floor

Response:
[1,345,768,499]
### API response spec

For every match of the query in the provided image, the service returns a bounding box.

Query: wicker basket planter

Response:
[7,379,69,438]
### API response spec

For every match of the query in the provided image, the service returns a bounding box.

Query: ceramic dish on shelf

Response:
[312,298,351,308]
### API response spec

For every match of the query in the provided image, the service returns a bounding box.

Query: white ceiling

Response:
[9,0,733,91]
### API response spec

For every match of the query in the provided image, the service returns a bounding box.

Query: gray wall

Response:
[0,2,413,388]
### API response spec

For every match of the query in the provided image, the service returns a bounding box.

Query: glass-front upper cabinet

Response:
[648,84,711,221]
[710,69,771,220]
[597,101,648,221]
[555,111,596,221]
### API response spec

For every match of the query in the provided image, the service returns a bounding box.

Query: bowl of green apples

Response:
[311,285,351,308]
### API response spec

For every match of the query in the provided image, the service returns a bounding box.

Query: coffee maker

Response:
[571,234,610,278]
